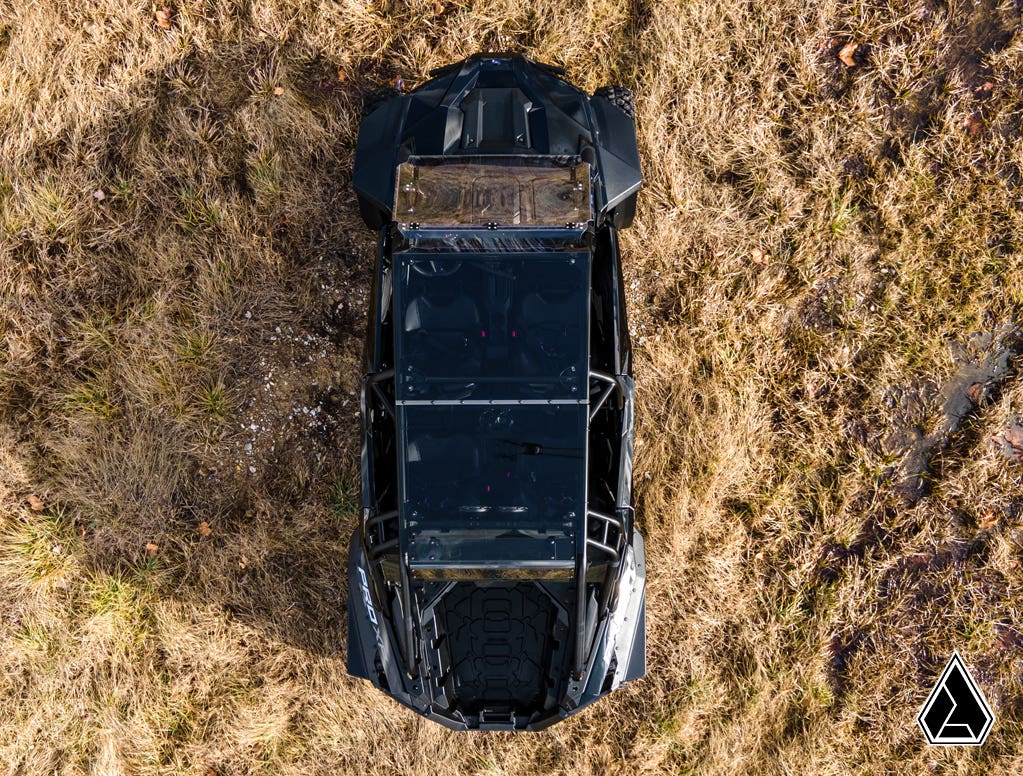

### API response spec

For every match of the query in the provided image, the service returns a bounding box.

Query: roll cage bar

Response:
[359,366,630,682]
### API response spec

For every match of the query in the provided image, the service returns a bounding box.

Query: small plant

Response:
[61,380,120,419]
[828,191,855,235]
[25,180,75,235]
[13,621,54,655]
[177,186,220,230]
[3,505,79,584]
[329,475,359,519]
[87,574,137,617]
[179,329,216,367]
[77,311,118,353]
[198,380,229,419]
[108,176,137,209]
[249,154,282,205]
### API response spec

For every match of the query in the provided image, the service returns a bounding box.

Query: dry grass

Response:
[2,0,1023,773]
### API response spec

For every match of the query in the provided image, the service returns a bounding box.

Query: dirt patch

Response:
[798,276,847,333]
[826,627,871,700]
[896,0,1016,139]
[882,325,1021,504]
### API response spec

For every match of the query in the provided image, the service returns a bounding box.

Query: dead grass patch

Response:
[2,0,1022,773]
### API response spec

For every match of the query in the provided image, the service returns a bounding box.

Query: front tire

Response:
[362,86,402,119]
[593,85,634,120]
[611,193,637,230]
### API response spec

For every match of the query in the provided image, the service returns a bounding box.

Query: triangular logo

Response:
[917,651,994,746]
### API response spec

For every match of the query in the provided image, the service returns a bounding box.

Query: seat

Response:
[406,432,482,518]
[511,288,579,376]
[404,290,484,374]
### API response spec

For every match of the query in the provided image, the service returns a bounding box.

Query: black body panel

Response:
[348,54,645,732]
[353,54,642,230]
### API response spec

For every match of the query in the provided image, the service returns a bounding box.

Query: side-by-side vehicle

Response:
[347,54,645,731]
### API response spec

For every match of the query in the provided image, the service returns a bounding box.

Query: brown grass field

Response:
[2,0,1023,773]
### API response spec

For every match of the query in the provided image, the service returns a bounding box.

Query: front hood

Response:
[352,54,642,229]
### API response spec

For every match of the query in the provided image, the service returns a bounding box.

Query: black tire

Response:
[593,85,634,119]
[362,86,401,118]
[611,192,637,230]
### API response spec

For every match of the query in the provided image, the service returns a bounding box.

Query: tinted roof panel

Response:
[394,252,589,401]
[400,403,586,567]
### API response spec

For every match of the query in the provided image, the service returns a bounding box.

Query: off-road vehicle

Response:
[347,53,645,731]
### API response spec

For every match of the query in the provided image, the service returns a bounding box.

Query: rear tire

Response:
[593,85,634,119]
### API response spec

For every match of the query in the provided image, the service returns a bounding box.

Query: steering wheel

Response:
[532,322,572,358]
[559,365,580,390]
[411,260,462,277]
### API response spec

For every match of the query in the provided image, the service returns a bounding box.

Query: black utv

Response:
[347,54,645,731]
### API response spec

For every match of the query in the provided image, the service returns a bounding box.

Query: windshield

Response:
[394,252,590,402]
[394,156,591,228]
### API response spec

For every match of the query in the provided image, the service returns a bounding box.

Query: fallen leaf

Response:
[198,521,212,537]
[751,248,769,265]
[433,1,445,13]
[966,381,985,404]
[838,41,859,68]
[980,508,997,529]
[155,6,173,30]
[145,542,159,557]
[93,188,106,201]
[993,421,1023,462]
[996,622,1023,650]
[966,114,982,136]
[273,86,284,96]
[27,495,45,511]
[335,67,347,83]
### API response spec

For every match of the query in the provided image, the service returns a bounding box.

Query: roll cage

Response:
[358,218,633,689]
[348,54,643,729]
